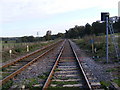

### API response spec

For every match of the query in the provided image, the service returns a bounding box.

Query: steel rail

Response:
[1,40,63,86]
[42,40,66,90]
[2,40,63,68]
[69,40,92,90]
[42,39,92,90]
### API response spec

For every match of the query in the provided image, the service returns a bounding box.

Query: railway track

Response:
[2,39,116,89]
[0,40,63,86]
[42,40,100,89]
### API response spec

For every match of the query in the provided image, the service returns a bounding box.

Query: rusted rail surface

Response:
[1,40,64,86]
[2,40,63,68]
[68,40,92,90]
[42,40,65,90]
[42,40,92,90]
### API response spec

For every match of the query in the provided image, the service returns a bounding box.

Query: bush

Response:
[2,80,13,90]
[14,48,22,53]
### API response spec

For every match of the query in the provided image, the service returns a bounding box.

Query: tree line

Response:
[2,33,65,43]
[65,19,120,38]
[2,18,120,42]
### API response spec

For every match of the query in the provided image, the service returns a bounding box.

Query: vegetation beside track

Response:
[2,39,59,63]
[73,35,120,63]
[73,35,120,88]
[100,79,120,88]
[9,71,50,89]
[1,80,13,90]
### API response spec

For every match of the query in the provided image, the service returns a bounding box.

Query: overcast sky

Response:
[0,0,119,37]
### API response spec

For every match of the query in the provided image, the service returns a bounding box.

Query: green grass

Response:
[0,74,2,79]
[24,78,40,88]
[54,68,61,71]
[100,81,111,87]
[2,80,13,90]
[38,74,48,79]
[2,40,57,62]
[100,79,120,88]
[106,68,117,72]
[73,35,120,63]
[37,72,49,79]
[2,73,10,78]
[113,79,120,87]
[2,68,7,72]
[38,75,47,79]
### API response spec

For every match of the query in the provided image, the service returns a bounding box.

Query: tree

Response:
[20,36,34,42]
[78,26,85,38]
[27,36,34,42]
[92,21,105,35]
[56,33,64,38]
[84,23,92,35]
[113,18,120,33]
[45,30,52,41]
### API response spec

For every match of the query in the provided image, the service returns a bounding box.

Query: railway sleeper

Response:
[55,70,78,73]
[59,60,75,62]
[54,71,80,75]
[57,67,79,70]
[52,79,81,82]
[56,74,80,77]
[58,65,77,68]
[50,83,83,88]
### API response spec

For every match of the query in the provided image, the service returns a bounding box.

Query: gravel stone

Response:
[11,42,63,88]
[70,40,120,81]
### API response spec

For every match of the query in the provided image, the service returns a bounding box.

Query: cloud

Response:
[0,0,119,23]
[0,0,47,23]
[118,1,120,16]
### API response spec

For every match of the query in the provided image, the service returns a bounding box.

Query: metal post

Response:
[106,17,109,63]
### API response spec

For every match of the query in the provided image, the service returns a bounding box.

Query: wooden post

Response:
[27,45,29,52]
[9,49,12,58]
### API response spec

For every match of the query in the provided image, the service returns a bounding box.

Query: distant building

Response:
[109,16,120,23]
[96,20,102,23]
[96,16,120,23]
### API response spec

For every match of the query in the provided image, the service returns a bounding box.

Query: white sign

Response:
[9,49,12,54]
[27,45,29,52]
[9,49,12,58]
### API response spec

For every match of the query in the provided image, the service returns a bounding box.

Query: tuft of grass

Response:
[73,36,119,63]
[2,68,6,72]
[37,72,49,79]
[43,72,49,76]
[113,79,120,87]
[2,80,13,90]
[54,68,61,71]
[2,73,10,78]
[24,78,39,88]
[100,81,111,87]
[106,68,117,72]
[38,75,47,79]
[2,40,56,63]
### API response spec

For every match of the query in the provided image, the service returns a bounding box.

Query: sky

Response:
[0,0,119,37]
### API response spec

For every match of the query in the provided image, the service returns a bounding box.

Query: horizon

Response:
[0,0,119,37]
